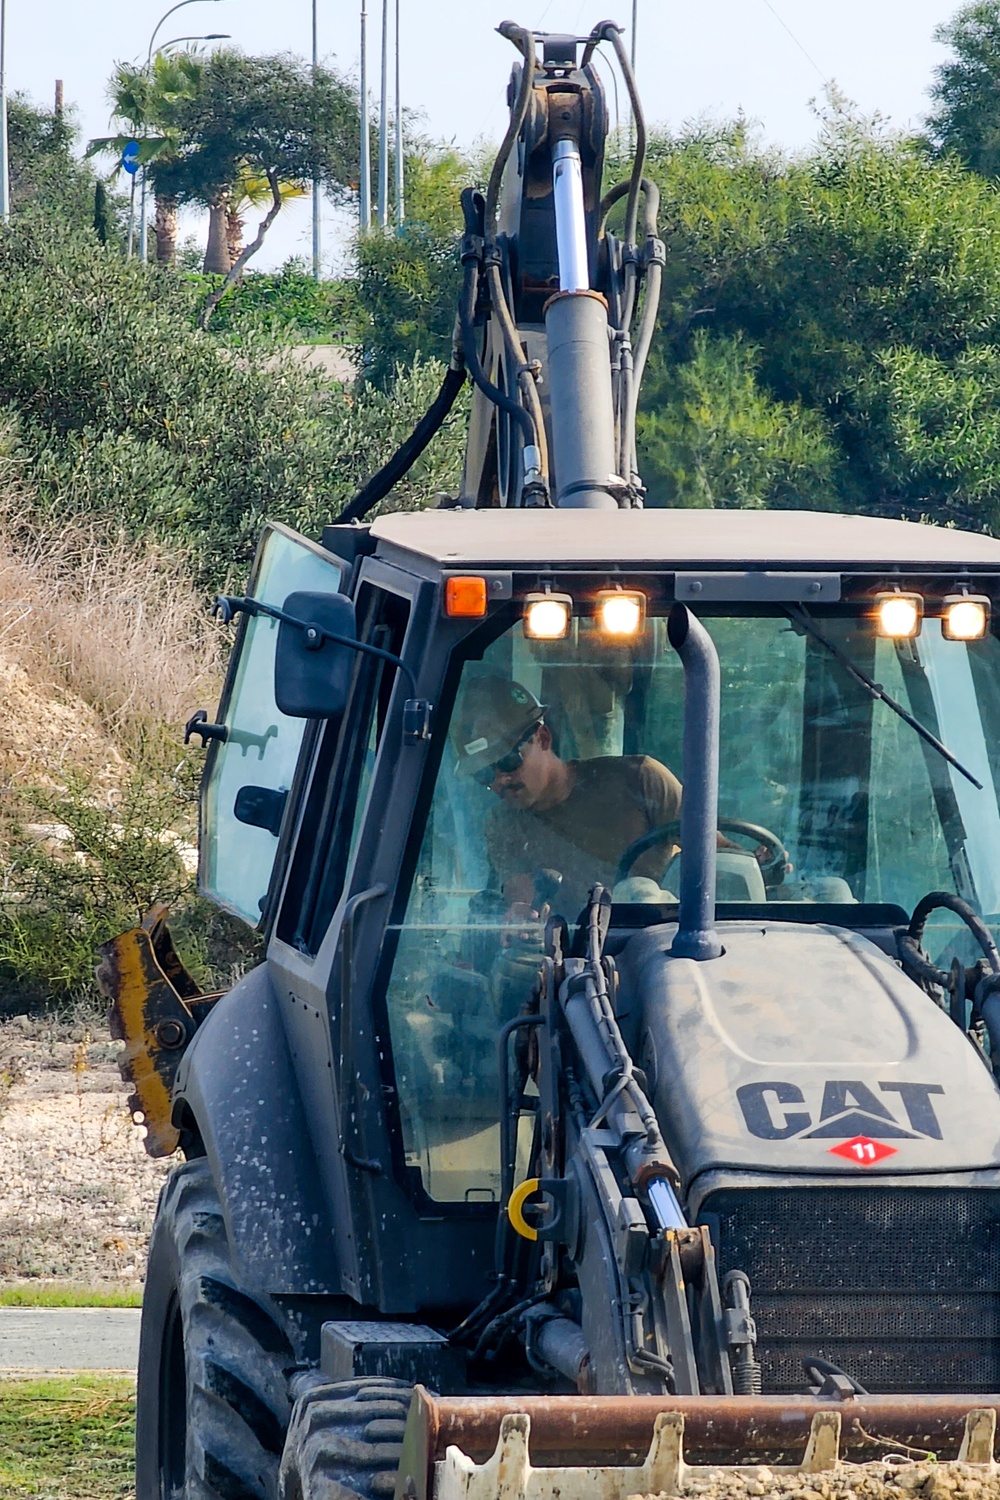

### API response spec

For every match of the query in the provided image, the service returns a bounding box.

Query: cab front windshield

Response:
[383,607,1000,1203]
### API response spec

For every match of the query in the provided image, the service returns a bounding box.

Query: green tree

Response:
[88,51,205,265]
[638,331,839,509]
[354,145,482,387]
[7,93,105,230]
[631,116,1000,528]
[162,49,360,321]
[927,2,1000,179]
[0,219,465,585]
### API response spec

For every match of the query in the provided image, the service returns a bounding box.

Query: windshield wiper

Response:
[786,605,983,792]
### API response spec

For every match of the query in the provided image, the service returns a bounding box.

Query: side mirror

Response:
[275,590,358,719]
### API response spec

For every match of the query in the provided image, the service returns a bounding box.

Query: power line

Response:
[757,0,827,84]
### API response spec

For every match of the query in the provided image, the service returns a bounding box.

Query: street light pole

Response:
[139,0,225,262]
[629,0,638,147]
[394,0,402,226]
[359,0,371,231]
[312,0,320,278]
[0,0,10,225]
[377,0,388,228]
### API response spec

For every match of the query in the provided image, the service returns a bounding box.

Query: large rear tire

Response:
[136,1158,297,1500]
[277,1378,411,1500]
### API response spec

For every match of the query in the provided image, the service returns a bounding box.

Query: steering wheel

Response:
[615,817,790,888]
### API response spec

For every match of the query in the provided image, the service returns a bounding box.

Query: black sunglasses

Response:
[472,724,540,786]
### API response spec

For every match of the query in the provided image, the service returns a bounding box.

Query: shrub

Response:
[187,260,358,343]
[0,220,466,586]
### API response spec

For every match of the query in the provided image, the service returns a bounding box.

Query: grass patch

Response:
[0,1285,142,1308]
[0,1374,134,1499]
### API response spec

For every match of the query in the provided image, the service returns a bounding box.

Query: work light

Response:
[942,593,991,641]
[875,591,923,639]
[523,592,572,640]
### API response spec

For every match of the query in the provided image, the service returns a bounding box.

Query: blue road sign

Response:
[122,141,141,175]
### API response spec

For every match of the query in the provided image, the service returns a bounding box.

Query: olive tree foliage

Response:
[0,220,466,587]
[926,2,1000,180]
[354,146,486,387]
[627,112,1000,527]
[7,94,111,232]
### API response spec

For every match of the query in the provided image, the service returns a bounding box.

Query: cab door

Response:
[198,523,347,925]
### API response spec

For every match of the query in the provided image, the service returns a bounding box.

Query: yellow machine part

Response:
[97,904,219,1157]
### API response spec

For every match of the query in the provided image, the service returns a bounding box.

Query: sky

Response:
[3,0,967,270]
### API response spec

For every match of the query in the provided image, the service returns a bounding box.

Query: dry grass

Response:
[0,456,235,1008]
[0,489,223,771]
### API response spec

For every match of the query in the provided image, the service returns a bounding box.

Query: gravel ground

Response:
[0,1014,174,1287]
[634,1464,1000,1498]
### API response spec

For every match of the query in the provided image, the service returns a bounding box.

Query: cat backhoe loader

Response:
[103,19,1000,1499]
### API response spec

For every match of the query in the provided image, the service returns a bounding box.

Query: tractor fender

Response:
[173,962,341,1297]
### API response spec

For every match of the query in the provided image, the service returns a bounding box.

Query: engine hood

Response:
[615,920,1000,1187]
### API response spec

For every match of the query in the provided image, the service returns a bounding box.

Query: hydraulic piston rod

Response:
[552,139,589,292]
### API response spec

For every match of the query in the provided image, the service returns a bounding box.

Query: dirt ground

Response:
[636,1464,1000,1498]
[0,1014,174,1286]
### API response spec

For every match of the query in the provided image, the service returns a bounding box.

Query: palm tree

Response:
[225,167,309,265]
[88,52,204,265]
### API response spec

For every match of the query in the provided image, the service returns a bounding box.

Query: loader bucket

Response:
[395,1389,1000,1500]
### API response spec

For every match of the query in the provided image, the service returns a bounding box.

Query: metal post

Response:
[0,0,9,225]
[359,0,371,230]
[629,0,637,148]
[394,0,403,226]
[312,0,320,277]
[127,174,137,255]
[139,168,148,261]
[377,0,388,227]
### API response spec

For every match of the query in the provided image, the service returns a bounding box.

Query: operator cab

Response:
[196,506,1000,1214]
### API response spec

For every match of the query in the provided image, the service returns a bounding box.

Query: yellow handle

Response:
[507,1177,541,1241]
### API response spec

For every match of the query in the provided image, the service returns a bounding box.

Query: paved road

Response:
[0,1307,141,1372]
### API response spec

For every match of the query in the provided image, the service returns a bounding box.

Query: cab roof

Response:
[369,507,1000,571]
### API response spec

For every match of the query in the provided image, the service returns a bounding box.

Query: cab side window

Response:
[199,525,346,926]
[277,584,411,954]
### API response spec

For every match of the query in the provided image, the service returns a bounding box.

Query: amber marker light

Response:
[875,591,923,639]
[523,592,572,640]
[596,589,646,637]
[444,576,488,618]
[942,593,991,641]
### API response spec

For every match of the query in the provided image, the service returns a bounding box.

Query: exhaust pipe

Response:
[667,604,723,961]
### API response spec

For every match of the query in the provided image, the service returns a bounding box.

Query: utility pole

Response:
[377,0,388,228]
[629,0,637,148]
[312,0,320,277]
[394,0,403,226]
[359,0,371,230]
[0,0,9,226]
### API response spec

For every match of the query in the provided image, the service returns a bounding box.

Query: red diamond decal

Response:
[828,1135,898,1166]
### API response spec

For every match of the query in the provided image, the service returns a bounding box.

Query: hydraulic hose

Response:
[332,361,467,525]
[908,890,1000,974]
[584,23,647,328]
[599,177,664,493]
[599,176,661,242]
[485,259,550,489]
[458,255,536,457]
[485,23,537,246]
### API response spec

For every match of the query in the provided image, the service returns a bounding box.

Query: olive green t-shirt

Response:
[485,755,682,914]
